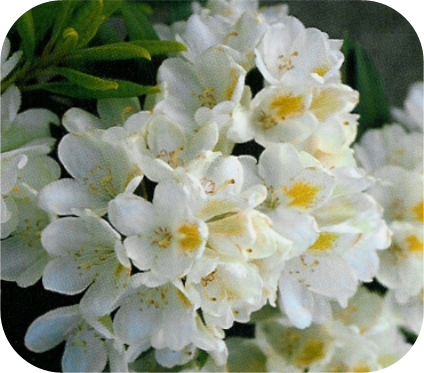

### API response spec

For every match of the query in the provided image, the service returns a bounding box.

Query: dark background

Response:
[1,1,423,372]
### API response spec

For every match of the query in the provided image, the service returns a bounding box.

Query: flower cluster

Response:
[355,81,424,336]
[1,1,422,372]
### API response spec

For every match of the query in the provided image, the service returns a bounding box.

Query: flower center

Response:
[177,223,203,252]
[283,182,321,209]
[270,94,305,121]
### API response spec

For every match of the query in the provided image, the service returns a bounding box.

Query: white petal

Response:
[38,178,107,215]
[259,143,303,188]
[18,156,61,191]
[62,328,107,372]
[80,263,129,317]
[1,235,48,286]
[1,50,22,80]
[106,340,129,373]
[25,305,81,353]
[42,256,97,295]
[108,193,155,236]
[41,215,117,256]
[62,108,104,133]
[0,85,21,130]
[97,97,141,128]
[0,195,18,238]
[1,37,11,64]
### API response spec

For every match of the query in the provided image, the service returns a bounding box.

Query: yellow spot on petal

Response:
[313,65,329,77]
[296,340,327,367]
[310,88,344,122]
[351,366,371,373]
[178,224,203,253]
[406,235,423,254]
[309,233,339,251]
[225,68,239,101]
[412,201,423,223]
[114,264,131,278]
[283,182,321,209]
[176,289,192,308]
[121,106,135,123]
[270,94,305,120]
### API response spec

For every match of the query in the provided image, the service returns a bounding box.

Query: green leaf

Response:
[40,79,159,99]
[53,67,119,90]
[354,44,390,136]
[97,315,113,335]
[131,40,187,55]
[102,0,123,18]
[16,9,36,58]
[342,33,390,139]
[64,42,151,62]
[92,21,122,45]
[170,0,193,23]
[70,0,105,48]
[48,0,76,51]
[400,327,418,345]
[121,1,159,41]
[31,2,59,46]
[196,350,209,370]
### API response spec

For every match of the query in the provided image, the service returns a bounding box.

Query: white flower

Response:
[1,38,22,81]
[256,318,335,372]
[25,305,128,372]
[1,85,60,238]
[41,212,131,317]
[127,111,219,182]
[366,166,423,224]
[185,254,264,329]
[228,84,318,146]
[174,12,266,71]
[385,290,423,336]
[156,46,246,131]
[229,83,359,156]
[377,221,423,302]
[255,17,344,87]
[62,97,141,133]
[258,3,289,25]
[200,0,259,22]
[108,181,208,287]
[1,187,51,287]
[392,81,423,132]
[39,127,143,216]
[113,280,227,365]
[355,124,423,173]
